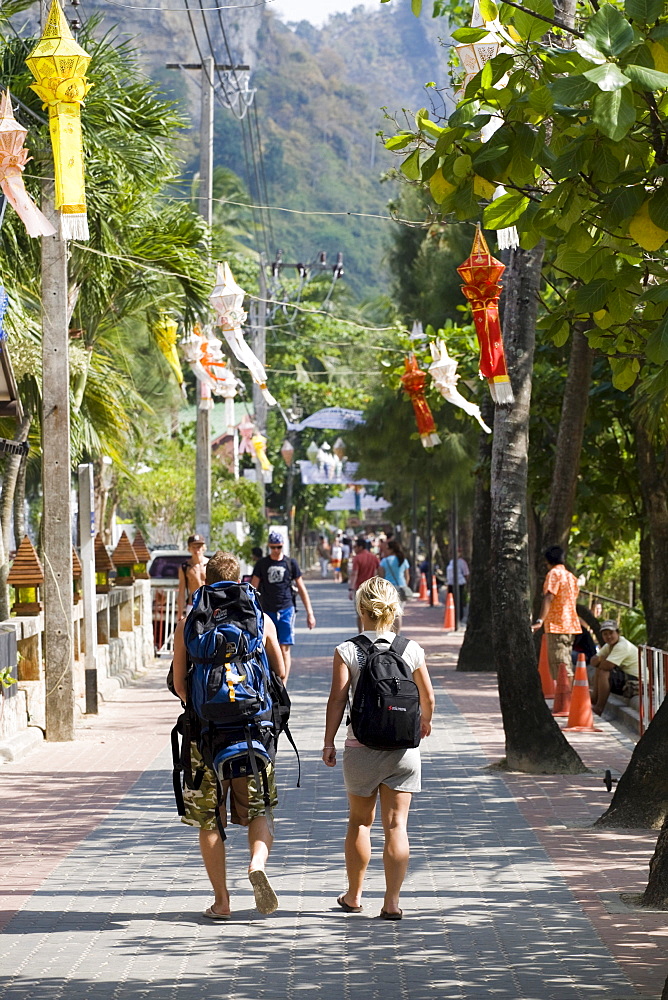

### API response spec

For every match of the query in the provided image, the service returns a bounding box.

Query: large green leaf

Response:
[451,26,490,42]
[648,184,668,229]
[592,85,636,141]
[401,149,420,180]
[411,0,422,14]
[550,75,597,104]
[574,38,608,64]
[584,62,631,91]
[507,0,555,41]
[552,139,591,179]
[609,357,638,390]
[479,0,499,19]
[623,63,668,89]
[604,184,646,224]
[572,277,611,312]
[645,312,668,363]
[482,190,530,228]
[385,133,414,150]
[585,5,635,57]
[625,0,663,23]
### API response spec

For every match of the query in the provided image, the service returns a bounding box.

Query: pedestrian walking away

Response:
[177,533,208,619]
[379,537,411,630]
[171,551,287,918]
[316,534,330,578]
[330,537,343,584]
[348,535,379,632]
[251,530,316,685]
[322,576,436,920]
[531,545,580,681]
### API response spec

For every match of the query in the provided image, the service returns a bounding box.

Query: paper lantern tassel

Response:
[400,354,441,449]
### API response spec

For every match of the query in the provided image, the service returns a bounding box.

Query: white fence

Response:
[151,581,178,658]
[638,644,668,735]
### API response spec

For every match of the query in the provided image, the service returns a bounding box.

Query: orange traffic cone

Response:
[418,573,428,600]
[565,655,599,732]
[538,634,556,699]
[443,591,455,630]
[551,662,572,717]
[431,575,440,605]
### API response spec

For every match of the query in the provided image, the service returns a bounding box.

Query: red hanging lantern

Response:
[457,225,514,406]
[400,354,441,449]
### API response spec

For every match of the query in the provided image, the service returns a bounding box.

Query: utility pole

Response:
[250,257,267,511]
[41,0,74,740]
[78,463,98,713]
[195,55,213,542]
[166,59,250,543]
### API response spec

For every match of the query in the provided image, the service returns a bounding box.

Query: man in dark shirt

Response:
[348,535,379,632]
[251,530,315,685]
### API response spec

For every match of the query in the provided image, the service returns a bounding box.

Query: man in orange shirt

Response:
[531,545,580,681]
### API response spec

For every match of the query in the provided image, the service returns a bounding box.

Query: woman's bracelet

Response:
[322,746,336,750]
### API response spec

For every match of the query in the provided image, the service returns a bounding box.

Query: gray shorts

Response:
[342,744,421,798]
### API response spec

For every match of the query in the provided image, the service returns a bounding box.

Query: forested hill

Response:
[82,1,449,297]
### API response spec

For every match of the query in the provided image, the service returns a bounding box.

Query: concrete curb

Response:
[0,724,44,763]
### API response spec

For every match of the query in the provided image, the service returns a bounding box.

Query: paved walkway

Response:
[1,579,666,999]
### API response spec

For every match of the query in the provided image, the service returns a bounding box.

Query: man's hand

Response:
[307,612,316,629]
[322,746,336,767]
[348,589,354,601]
[420,720,432,739]
[531,622,543,633]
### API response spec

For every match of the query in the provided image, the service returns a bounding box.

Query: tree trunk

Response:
[635,422,668,649]
[595,696,668,828]
[490,244,586,774]
[0,411,33,621]
[662,971,668,1000]
[541,326,594,554]
[458,395,494,671]
[641,814,668,909]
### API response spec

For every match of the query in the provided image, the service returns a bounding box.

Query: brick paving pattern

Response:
[0,578,664,998]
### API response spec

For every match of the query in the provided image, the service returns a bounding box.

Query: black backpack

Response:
[349,634,421,750]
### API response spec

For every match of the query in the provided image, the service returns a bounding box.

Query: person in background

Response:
[317,535,331,578]
[348,536,379,632]
[340,535,352,584]
[330,536,343,584]
[251,530,316,685]
[446,548,469,622]
[177,534,208,619]
[531,545,580,683]
[591,620,639,715]
[379,539,411,632]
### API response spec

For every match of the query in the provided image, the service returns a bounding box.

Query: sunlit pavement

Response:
[0,577,664,999]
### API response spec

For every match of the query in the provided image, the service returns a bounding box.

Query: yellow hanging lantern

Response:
[26,0,91,241]
[153,313,185,391]
[251,433,272,473]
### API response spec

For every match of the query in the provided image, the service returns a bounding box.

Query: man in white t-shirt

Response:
[591,620,639,715]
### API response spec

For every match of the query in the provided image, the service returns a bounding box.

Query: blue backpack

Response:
[171,581,299,839]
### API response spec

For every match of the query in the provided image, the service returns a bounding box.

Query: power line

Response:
[100,0,272,10]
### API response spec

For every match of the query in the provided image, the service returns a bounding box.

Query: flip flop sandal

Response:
[203,906,231,920]
[248,869,279,914]
[379,909,403,920]
[337,895,363,913]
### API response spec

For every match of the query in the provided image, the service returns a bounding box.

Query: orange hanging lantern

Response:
[400,354,441,449]
[457,225,514,406]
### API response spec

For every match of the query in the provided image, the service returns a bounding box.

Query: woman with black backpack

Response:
[322,576,435,920]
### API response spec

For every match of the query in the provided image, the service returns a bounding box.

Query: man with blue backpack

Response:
[171,550,290,919]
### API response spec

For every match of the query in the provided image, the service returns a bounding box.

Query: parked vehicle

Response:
[149,550,189,655]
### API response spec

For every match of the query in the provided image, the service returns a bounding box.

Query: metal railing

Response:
[151,581,179,658]
[638,644,668,735]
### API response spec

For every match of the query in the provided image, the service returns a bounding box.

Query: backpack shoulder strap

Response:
[350,634,374,653]
[389,635,410,658]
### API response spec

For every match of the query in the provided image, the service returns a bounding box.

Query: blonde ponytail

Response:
[355,576,401,630]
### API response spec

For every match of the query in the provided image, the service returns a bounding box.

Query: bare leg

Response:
[199,828,230,915]
[248,815,273,873]
[281,644,292,685]
[592,667,611,715]
[342,792,376,908]
[379,785,412,915]
[247,815,278,913]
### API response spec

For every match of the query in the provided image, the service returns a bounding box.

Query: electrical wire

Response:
[68,241,401,334]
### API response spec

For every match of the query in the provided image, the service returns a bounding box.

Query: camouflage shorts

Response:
[546,632,574,681]
[181,744,278,831]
